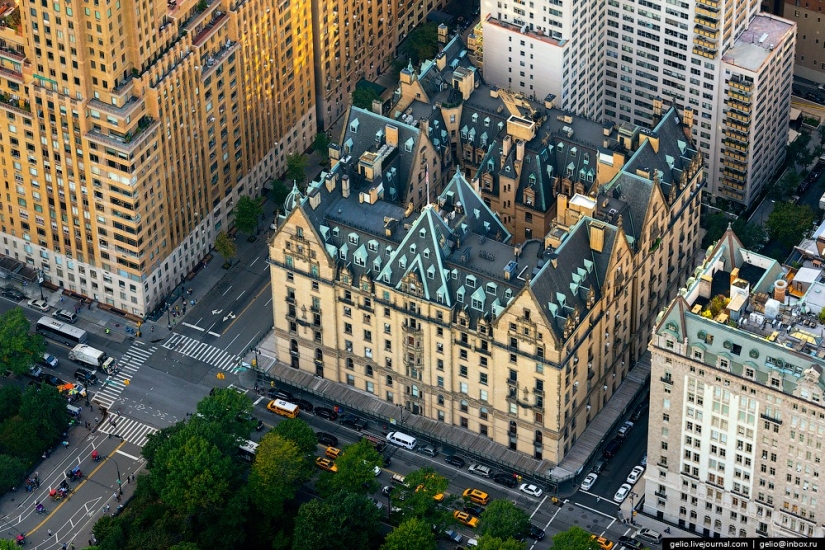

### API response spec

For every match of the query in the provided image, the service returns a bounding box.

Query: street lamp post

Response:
[253,347,260,369]
[37,269,44,300]
[110,456,123,495]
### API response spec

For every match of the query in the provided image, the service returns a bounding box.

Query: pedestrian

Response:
[104,504,110,513]
[62,440,68,449]
[36,479,40,488]
[48,529,52,537]
[151,325,154,332]
[60,296,64,302]
[116,493,121,502]
[62,542,67,550]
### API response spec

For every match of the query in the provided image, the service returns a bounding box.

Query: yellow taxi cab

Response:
[415,484,445,502]
[453,510,479,528]
[315,457,338,473]
[591,535,614,550]
[325,446,341,459]
[462,488,490,505]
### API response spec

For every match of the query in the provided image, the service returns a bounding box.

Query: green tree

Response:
[0,386,21,421]
[391,467,452,531]
[818,124,825,145]
[476,536,527,550]
[552,526,601,550]
[0,454,26,493]
[214,231,237,267]
[272,417,318,455]
[401,23,439,65]
[233,195,263,236]
[0,308,45,376]
[285,152,309,188]
[248,432,312,517]
[787,132,814,169]
[479,499,531,541]
[769,170,801,201]
[150,433,237,516]
[731,219,767,252]
[195,387,253,438]
[18,384,67,451]
[766,202,816,249]
[292,493,382,550]
[352,87,380,110]
[0,539,21,550]
[270,179,290,212]
[701,212,731,248]
[316,438,382,497]
[312,132,331,163]
[381,517,437,550]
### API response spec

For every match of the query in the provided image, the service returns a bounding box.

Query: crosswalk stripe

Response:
[90,344,156,410]
[97,417,158,447]
[161,334,241,373]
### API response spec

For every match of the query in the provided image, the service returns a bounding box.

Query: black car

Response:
[1,288,24,301]
[339,413,368,431]
[619,536,643,549]
[236,412,264,431]
[316,432,338,447]
[315,407,338,421]
[45,375,65,387]
[463,503,484,517]
[381,453,392,467]
[493,472,518,488]
[631,403,648,422]
[269,388,294,402]
[294,398,314,413]
[445,455,466,468]
[527,524,546,540]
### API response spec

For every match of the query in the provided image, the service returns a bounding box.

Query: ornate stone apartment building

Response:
[646,228,825,538]
[267,99,705,464]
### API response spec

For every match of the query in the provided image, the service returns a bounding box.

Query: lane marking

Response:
[529,495,548,519]
[115,449,140,461]
[182,322,204,331]
[250,257,259,266]
[221,286,233,296]
[236,290,246,300]
[208,331,221,337]
[574,502,617,519]
[224,280,271,333]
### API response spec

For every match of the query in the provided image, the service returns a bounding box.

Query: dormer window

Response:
[348,233,359,245]
[486,282,497,295]
[405,137,414,152]
[466,275,476,288]
[571,147,577,157]
[528,174,536,185]
[472,113,478,123]
[350,118,359,134]
[484,116,490,127]
[419,228,426,238]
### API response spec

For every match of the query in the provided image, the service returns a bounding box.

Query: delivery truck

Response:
[68,344,116,372]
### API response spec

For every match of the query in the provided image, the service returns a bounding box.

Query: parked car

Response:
[294,398,314,413]
[418,445,438,457]
[519,483,543,498]
[493,472,517,487]
[635,528,662,545]
[619,536,643,549]
[614,483,632,503]
[580,473,598,491]
[314,407,338,421]
[368,497,384,511]
[445,455,466,468]
[592,535,615,550]
[316,432,338,447]
[626,465,645,485]
[618,421,634,437]
[39,353,59,369]
[641,453,647,467]
[468,464,492,478]
[339,413,368,431]
[45,375,64,387]
[1,288,24,301]
[630,403,648,422]
[270,389,294,402]
[27,299,50,312]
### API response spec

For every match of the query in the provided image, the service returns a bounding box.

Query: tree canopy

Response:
[390,467,453,531]
[316,438,383,497]
[312,132,331,163]
[479,499,531,541]
[233,195,263,236]
[269,179,290,212]
[213,231,237,265]
[380,517,437,550]
[248,432,312,517]
[352,87,380,110]
[285,153,309,188]
[272,417,318,456]
[292,492,382,550]
[0,308,44,376]
[787,132,814,169]
[552,526,601,550]
[476,535,528,550]
[766,202,816,249]
[701,213,766,251]
[401,23,439,66]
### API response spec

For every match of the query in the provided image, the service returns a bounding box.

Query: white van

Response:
[386,431,417,450]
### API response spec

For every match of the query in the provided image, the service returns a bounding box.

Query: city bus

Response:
[266,399,299,418]
[238,440,259,462]
[35,316,88,345]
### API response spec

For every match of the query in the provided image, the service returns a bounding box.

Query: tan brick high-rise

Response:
[0,0,314,314]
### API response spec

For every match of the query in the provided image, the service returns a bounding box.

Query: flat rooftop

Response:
[723,14,794,72]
